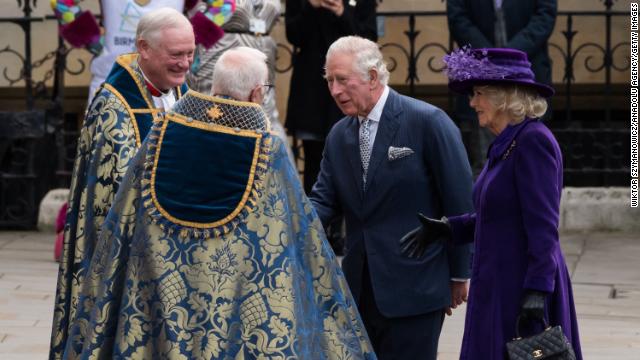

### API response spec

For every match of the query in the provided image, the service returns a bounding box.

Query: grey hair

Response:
[211,47,268,100]
[326,36,389,86]
[136,7,192,48]
[479,85,548,123]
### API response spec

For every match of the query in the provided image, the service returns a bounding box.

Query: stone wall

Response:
[560,187,640,232]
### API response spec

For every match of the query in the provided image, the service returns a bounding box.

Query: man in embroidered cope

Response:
[49,8,194,359]
[309,36,474,359]
[58,45,375,358]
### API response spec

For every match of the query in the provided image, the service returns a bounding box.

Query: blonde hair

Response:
[479,85,548,123]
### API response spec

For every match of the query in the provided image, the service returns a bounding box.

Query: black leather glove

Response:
[399,213,452,259]
[519,290,548,321]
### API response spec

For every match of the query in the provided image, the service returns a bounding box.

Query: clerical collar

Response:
[139,67,170,97]
[145,80,166,97]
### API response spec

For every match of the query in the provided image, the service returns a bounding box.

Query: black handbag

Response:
[506,316,576,360]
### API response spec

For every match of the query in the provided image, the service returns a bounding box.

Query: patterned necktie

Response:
[493,0,507,47]
[359,118,372,188]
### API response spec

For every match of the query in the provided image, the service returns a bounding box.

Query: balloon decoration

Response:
[51,0,237,55]
[191,0,236,49]
[50,0,103,55]
[204,0,236,26]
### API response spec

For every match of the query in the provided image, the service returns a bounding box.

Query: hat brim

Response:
[449,78,555,98]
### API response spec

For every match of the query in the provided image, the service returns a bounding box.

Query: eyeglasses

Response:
[262,84,274,93]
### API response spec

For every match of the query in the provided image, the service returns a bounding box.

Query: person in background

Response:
[402,47,582,360]
[53,203,68,262]
[286,0,378,256]
[49,8,194,359]
[310,36,473,360]
[446,0,557,175]
[63,46,375,359]
[186,0,294,163]
[285,0,378,193]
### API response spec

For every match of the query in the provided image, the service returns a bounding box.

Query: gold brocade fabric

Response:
[49,54,174,360]
[62,95,375,359]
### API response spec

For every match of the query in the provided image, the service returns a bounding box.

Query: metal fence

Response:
[358,5,631,187]
[0,0,632,228]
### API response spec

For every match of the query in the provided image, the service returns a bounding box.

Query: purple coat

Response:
[449,119,582,359]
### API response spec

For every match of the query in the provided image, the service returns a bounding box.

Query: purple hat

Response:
[443,47,554,98]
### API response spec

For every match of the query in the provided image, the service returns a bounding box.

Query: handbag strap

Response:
[514,315,550,339]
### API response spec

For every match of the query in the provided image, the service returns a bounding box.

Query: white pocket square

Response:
[388,146,414,161]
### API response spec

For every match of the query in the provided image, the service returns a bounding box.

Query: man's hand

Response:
[445,281,469,316]
[399,213,452,258]
[308,0,322,8]
[518,290,547,321]
[320,0,344,16]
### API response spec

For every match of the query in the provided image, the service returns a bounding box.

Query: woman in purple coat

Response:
[400,48,582,359]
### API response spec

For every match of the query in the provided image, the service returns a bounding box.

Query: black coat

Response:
[447,0,557,86]
[285,0,377,139]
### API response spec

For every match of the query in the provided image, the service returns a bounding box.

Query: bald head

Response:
[211,47,269,102]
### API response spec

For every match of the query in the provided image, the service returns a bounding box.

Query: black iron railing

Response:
[278,5,631,187]
[373,6,631,187]
[0,0,632,228]
[0,0,48,228]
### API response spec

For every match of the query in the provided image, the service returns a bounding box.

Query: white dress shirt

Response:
[152,89,176,111]
[139,67,177,111]
[358,85,390,147]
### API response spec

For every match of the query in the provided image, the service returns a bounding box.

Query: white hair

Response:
[136,7,192,48]
[480,85,549,123]
[326,36,389,85]
[211,47,269,100]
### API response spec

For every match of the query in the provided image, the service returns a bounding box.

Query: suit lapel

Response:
[364,90,402,193]
[344,117,364,195]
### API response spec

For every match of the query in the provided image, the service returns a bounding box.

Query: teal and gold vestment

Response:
[50,53,188,359]
[63,91,375,359]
